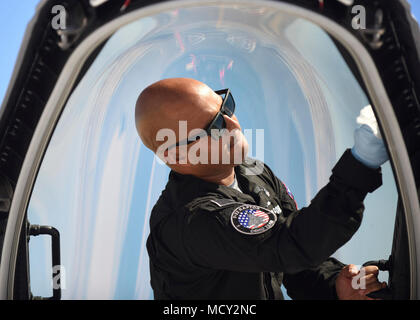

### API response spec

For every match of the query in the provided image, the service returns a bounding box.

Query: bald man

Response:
[135,78,388,300]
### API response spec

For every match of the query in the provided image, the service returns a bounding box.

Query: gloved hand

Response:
[351,105,389,169]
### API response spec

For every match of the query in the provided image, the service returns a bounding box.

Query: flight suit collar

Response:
[167,160,277,211]
[168,166,256,205]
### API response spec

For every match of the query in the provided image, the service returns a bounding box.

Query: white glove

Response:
[356,105,381,138]
[351,105,389,168]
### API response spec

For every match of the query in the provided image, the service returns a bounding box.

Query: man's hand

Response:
[351,105,389,168]
[335,264,387,300]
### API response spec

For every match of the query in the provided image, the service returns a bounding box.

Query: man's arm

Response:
[282,257,345,300]
[267,148,382,272]
[260,148,381,298]
[270,106,388,299]
[183,149,382,274]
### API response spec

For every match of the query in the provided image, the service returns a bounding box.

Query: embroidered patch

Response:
[281,181,298,209]
[231,204,277,235]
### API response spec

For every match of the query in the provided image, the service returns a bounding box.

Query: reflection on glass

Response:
[27,3,397,299]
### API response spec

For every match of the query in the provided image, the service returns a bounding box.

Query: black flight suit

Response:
[146,149,382,299]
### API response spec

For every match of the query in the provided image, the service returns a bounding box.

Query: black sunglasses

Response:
[167,88,236,149]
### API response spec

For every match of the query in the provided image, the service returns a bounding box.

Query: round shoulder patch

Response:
[231,204,277,235]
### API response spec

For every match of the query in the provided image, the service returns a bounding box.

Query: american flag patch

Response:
[231,204,277,235]
[238,209,269,229]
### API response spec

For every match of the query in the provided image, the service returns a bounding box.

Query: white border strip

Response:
[1,0,418,299]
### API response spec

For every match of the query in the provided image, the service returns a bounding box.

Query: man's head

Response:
[135,78,248,180]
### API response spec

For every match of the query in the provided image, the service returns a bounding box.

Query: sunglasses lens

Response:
[214,114,225,129]
[210,114,226,139]
[223,92,235,117]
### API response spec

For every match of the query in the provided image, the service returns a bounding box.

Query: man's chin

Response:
[228,149,248,166]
